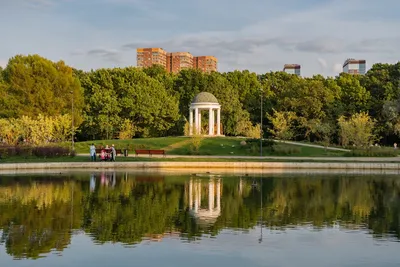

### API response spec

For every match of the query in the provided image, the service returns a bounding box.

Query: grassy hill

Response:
[74,137,345,157]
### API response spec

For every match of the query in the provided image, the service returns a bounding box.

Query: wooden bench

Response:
[135,149,166,157]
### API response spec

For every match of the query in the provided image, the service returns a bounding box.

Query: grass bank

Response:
[1,155,399,164]
[73,137,346,157]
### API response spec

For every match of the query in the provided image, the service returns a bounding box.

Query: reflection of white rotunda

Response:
[188,178,222,226]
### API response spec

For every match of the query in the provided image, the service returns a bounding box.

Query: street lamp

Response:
[260,87,263,157]
[71,90,74,151]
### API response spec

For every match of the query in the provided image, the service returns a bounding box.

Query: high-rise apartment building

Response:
[136,48,167,68]
[136,47,218,73]
[193,56,218,73]
[166,52,194,73]
[283,64,301,76]
[343,59,366,75]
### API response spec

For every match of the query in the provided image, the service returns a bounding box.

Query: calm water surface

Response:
[0,171,400,266]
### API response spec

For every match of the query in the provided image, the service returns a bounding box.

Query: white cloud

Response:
[317,58,328,69]
[333,63,343,74]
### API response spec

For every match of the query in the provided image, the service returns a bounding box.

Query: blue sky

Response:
[0,0,399,76]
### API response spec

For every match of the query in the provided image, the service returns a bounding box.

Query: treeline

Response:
[1,54,400,146]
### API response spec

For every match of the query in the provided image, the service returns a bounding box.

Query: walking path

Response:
[273,140,350,152]
[161,138,192,151]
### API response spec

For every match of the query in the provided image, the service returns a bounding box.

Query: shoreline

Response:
[0,161,400,172]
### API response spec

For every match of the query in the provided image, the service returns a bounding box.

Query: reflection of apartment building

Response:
[193,56,218,73]
[167,52,193,73]
[343,59,366,75]
[136,47,218,73]
[136,48,167,68]
[283,64,301,76]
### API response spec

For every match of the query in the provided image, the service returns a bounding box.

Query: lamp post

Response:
[71,91,74,151]
[260,87,263,157]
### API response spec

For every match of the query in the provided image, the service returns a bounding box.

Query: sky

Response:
[0,0,399,76]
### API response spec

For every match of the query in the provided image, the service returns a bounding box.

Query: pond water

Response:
[0,171,400,266]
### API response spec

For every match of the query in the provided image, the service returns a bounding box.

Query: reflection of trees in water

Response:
[0,174,399,259]
[0,180,81,259]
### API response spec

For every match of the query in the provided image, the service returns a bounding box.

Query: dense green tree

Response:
[362,63,400,141]
[203,72,253,136]
[173,69,206,117]
[80,68,179,139]
[224,70,261,122]
[142,65,176,94]
[0,55,84,123]
[335,73,370,115]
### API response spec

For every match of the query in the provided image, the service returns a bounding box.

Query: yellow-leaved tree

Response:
[267,109,297,140]
[337,112,376,148]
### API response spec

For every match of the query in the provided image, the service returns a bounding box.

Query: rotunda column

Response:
[217,108,221,135]
[208,108,213,136]
[198,111,202,134]
[189,108,193,136]
[194,108,199,135]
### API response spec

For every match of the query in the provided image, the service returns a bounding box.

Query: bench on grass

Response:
[135,149,166,157]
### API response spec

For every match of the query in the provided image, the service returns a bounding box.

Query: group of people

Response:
[89,144,117,162]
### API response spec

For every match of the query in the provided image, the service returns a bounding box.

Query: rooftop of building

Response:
[284,64,301,69]
[343,58,366,66]
[194,56,218,61]
[167,52,193,56]
[137,48,166,52]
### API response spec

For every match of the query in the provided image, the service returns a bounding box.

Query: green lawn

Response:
[72,136,347,157]
[73,137,188,153]
[168,137,345,157]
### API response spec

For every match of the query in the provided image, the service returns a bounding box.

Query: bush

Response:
[344,148,398,157]
[0,145,72,158]
[245,138,275,149]
[188,135,203,155]
[273,146,301,155]
[32,146,71,157]
[0,146,32,158]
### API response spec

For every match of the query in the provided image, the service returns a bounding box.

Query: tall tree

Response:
[203,72,252,136]
[224,70,261,123]
[0,55,84,124]
[173,69,206,117]
[81,68,179,139]
[335,73,370,116]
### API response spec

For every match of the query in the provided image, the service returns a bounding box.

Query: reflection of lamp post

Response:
[259,175,263,243]
[70,91,74,151]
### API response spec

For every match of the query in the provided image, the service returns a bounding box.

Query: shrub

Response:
[245,138,275,149]
[273,146,301,155]
[32,146,71,158]
[0,145,71,158]
[188,134,203,155]
[344,148,397,157]
[119,119,135,140]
